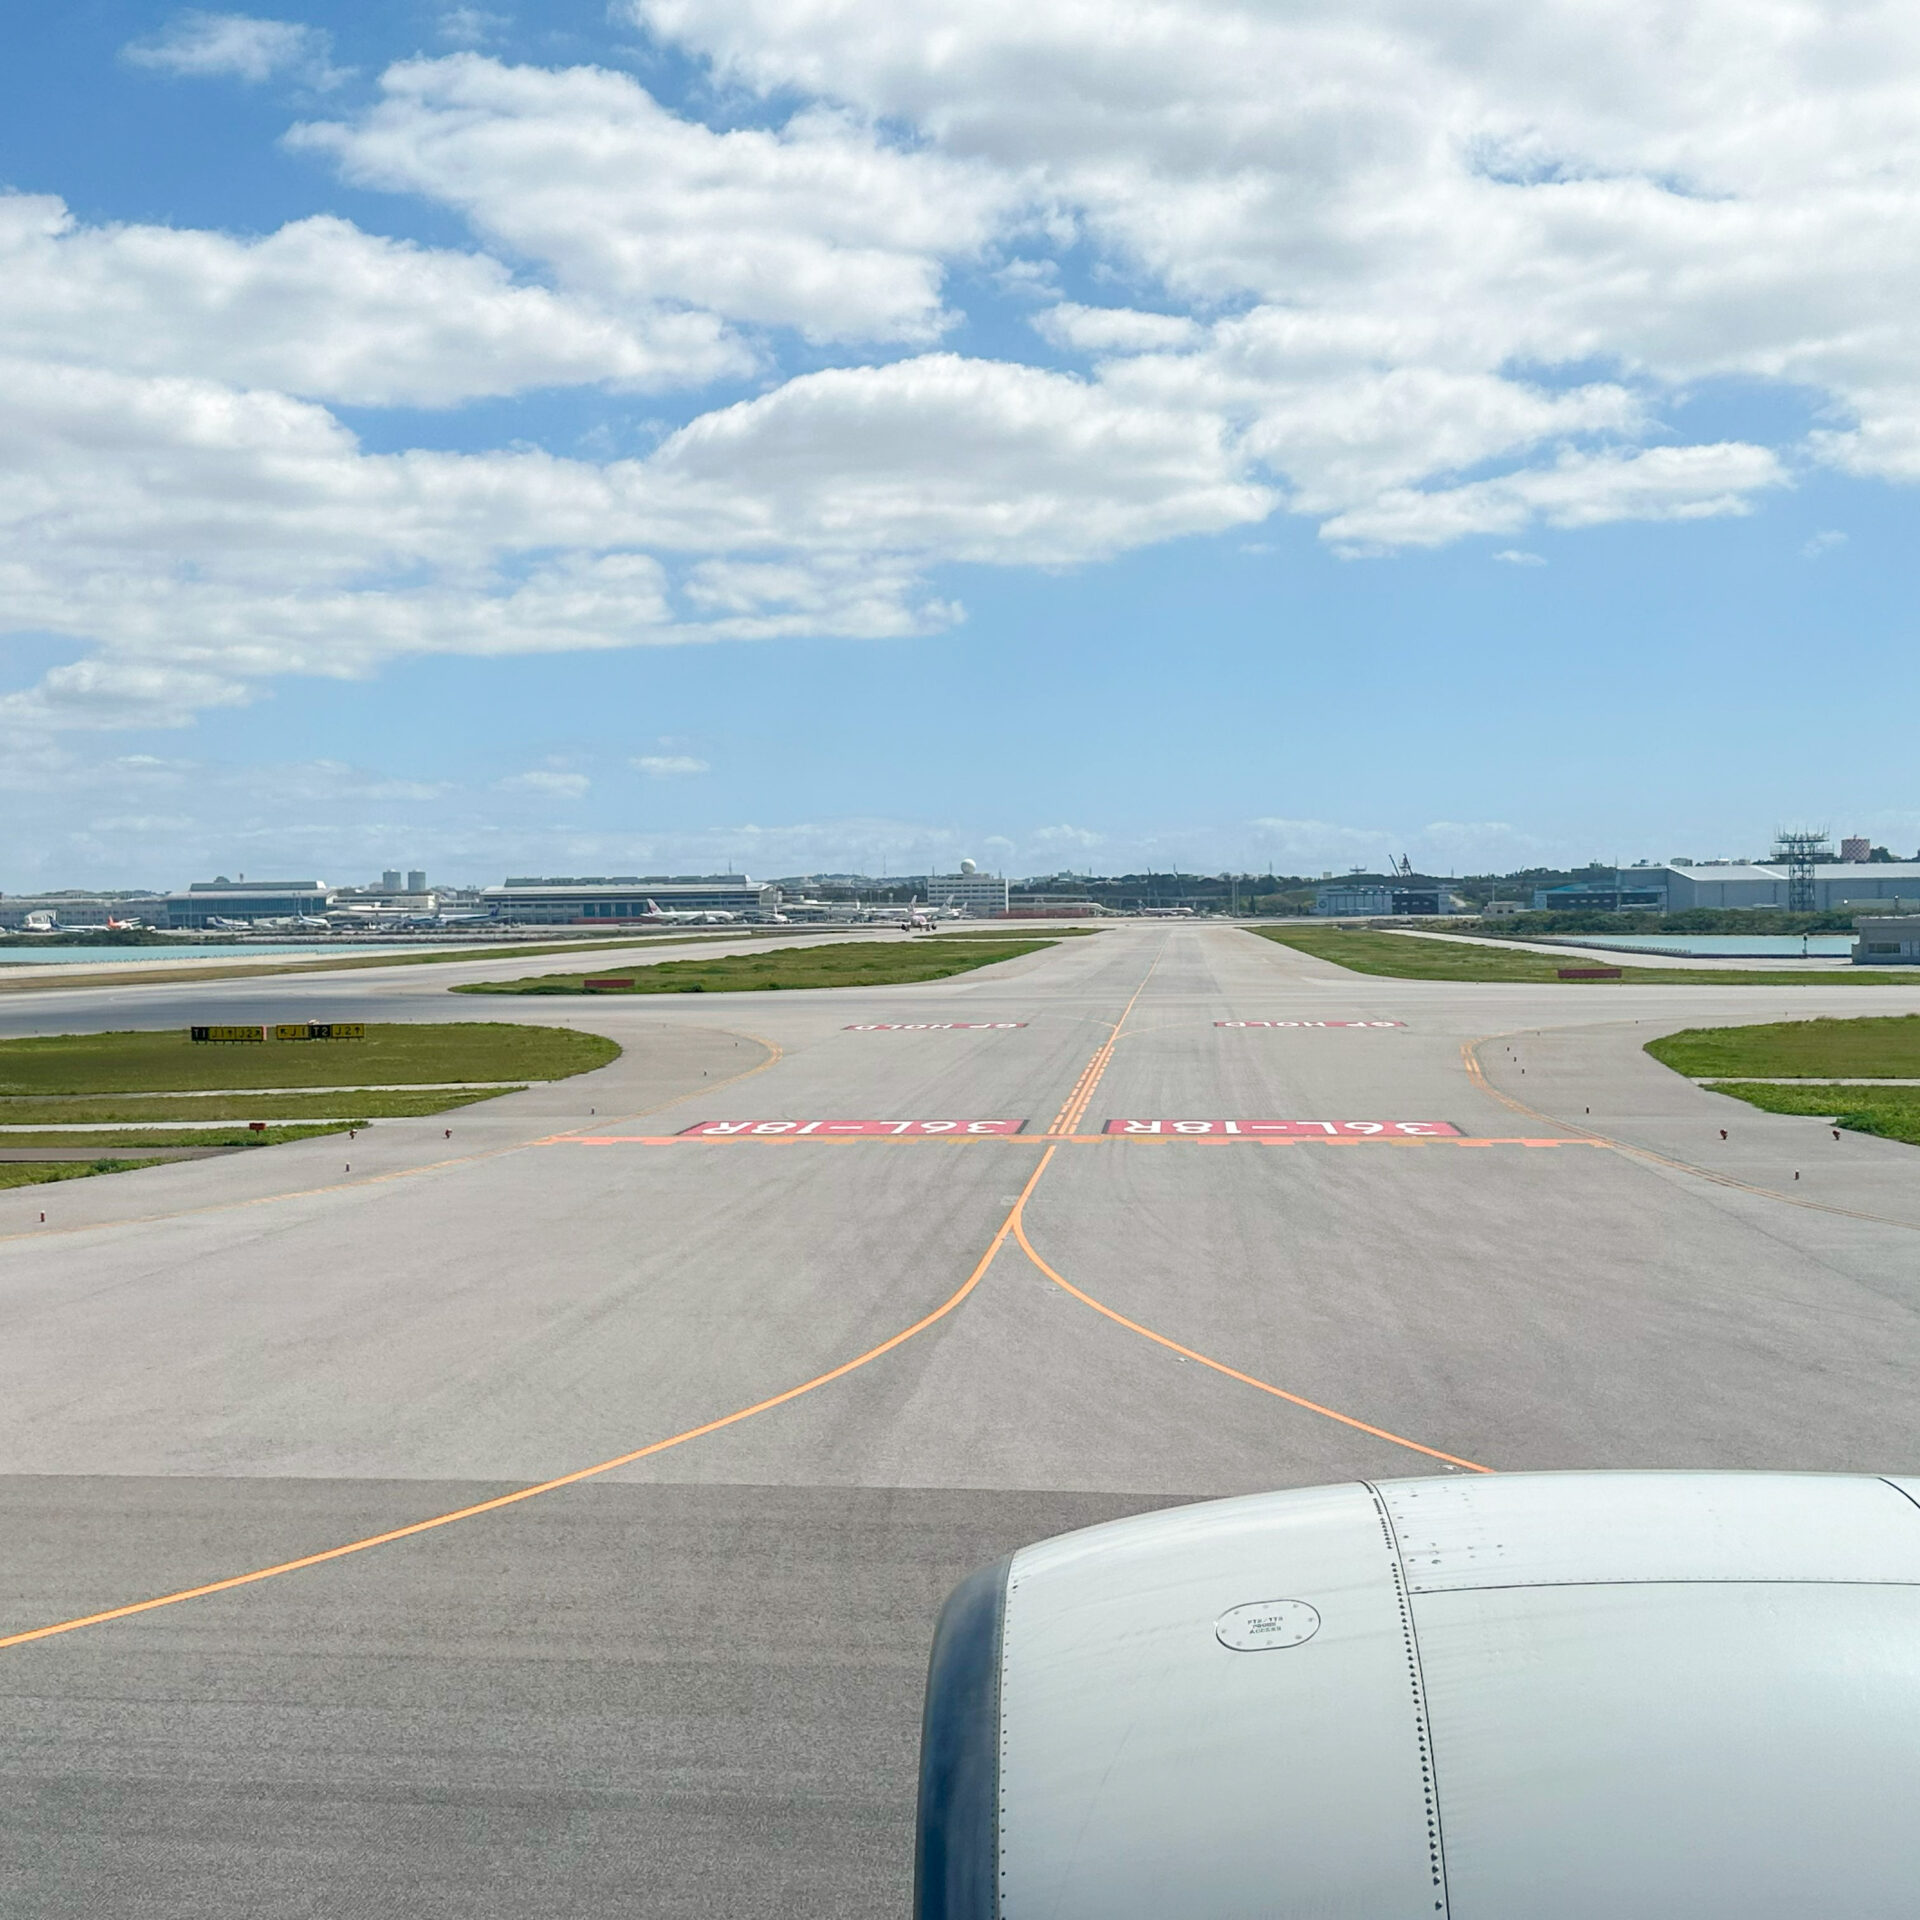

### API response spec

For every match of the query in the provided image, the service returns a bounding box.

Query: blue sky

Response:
[2,0,1916,888]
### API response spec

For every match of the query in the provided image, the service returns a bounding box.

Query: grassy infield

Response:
[1255,926,1920,1146]
[455,935,1059,995]
[17,925,1917,1187]
[0,938,1064,1188]
[0,1024,617,1190]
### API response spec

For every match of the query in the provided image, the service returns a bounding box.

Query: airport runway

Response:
[4,924,1919,1915]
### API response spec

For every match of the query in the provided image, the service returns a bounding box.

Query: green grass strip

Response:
[0,1023,614,1094]
[0,1087,514,1123]
[0,1159,170,1189]
[1252,925,1920,987]
[1700,1082,1920,1148]
[1647,1014,1920,1079]
[0,928,805,996]
[0,1125,354,1149]
[457,936,1056,995]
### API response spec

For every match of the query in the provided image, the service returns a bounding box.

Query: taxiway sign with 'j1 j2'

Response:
[1214,1020,1404,1028]
[678,1119,1027,1137]
[1105,1119,1462,1137]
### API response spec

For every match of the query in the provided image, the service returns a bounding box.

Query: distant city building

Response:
[1841,837,1871,863]
[924,862,1010,917]
[381,869,402,891]
[0,891,167,930]
[164,878,333,927]
[482,875,779,923]
[1853,916,1920,965]
[1314,882,1460,916]
[406,869,427,893]
[1531,878,1671,911]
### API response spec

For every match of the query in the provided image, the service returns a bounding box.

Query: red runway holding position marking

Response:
[677,1118,1028,1137]
[841,1022,1028,1031]
[1104,1118,1462,1137]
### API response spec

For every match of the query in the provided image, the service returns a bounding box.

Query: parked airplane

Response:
[20,911,57,932]
[640,899,737,925]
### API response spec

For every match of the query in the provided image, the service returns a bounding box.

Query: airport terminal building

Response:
[923,867,1010,916]
[481,876,780,924]
[164,880,334,928]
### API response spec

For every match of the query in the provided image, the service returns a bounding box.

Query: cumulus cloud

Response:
[0,194,745,406]
[13,1,1920,745]
[633,754,709,777]
[634,0,1920,484]
[291,55,1013,342]
[1319,443,1787,552]
[0,347,1270,731]
[1493,549,1546,565]
[124,11,341,86]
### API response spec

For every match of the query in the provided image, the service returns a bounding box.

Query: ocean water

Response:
[1573,933,1856,958]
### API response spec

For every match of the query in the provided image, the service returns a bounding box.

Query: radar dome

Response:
[960,858,977,874]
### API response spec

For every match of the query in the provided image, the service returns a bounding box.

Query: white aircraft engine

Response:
[916,1471,1920,1919]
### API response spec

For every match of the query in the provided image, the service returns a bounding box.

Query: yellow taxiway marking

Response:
[1010,1210,1492,1474]
[0,1144,1059,1653]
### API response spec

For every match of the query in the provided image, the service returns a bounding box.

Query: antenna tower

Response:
[1772,827,1830,914]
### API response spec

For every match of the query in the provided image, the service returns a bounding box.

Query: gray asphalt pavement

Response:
[3,923,1919,1914]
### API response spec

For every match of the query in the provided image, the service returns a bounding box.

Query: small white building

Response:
[1853,916,1920,965]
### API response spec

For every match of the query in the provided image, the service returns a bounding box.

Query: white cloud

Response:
[1035,305,1203,355]
[496,770,589,798]
[1318,443,1787,552]
[1802,528,1847,558]
[633,0,1920,486]
[0,194,745,406]
[438,7,507,46]
[291,55,1013,343]
[15,2,1920,746]
[645,354,1273,567]
[632,754,709,777]
[123,11,341,86]
[1249,814,1546,872]
[1493,549,1546,565]
[0,347,1269,734]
